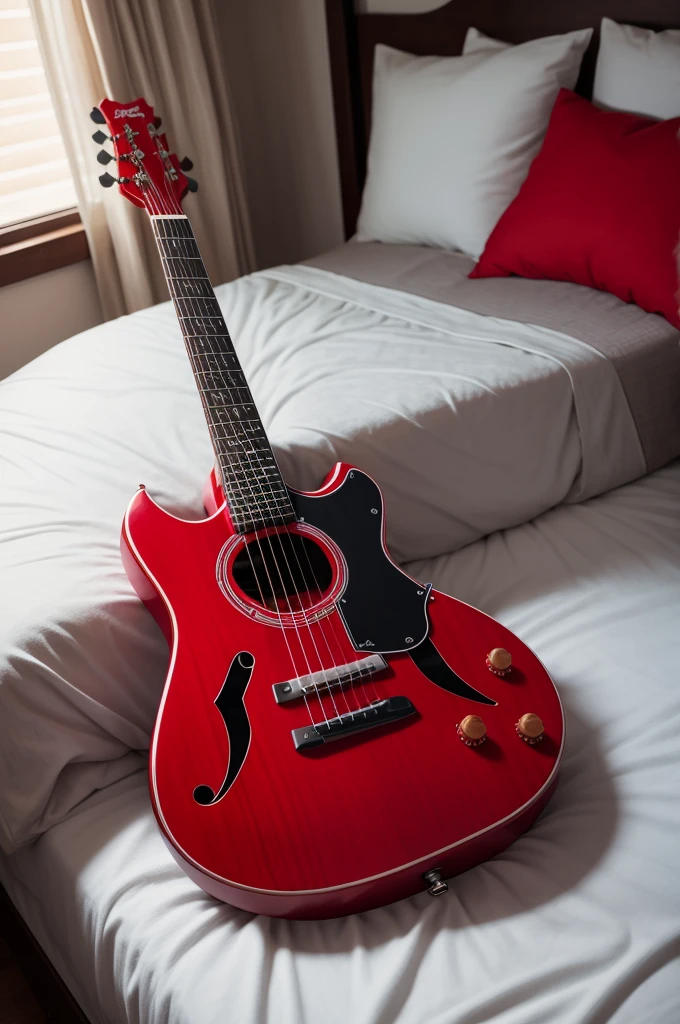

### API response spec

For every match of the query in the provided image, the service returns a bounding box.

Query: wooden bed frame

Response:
[325,0,680,237]
[3,1,680,1021]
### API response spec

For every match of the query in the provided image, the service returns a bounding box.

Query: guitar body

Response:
[122,463,563,919]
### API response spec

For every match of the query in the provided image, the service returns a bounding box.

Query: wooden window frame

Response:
[0,209,90,288]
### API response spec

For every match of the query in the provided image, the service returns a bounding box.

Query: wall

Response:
[0,260,103,380]
[217,0,345,269]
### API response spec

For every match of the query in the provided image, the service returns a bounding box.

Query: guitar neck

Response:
[150,214,295,532]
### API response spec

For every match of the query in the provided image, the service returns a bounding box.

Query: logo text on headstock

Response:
[114,106,144,119]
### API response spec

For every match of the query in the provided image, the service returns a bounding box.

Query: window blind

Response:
[0,0,77,228]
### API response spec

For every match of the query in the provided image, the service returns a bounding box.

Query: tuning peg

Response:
[98,172,117,188]
[185,177,198,193]
[179,156,193,171]
[96,150,114,165]
[90,107,106,124]
[91,130,110,145]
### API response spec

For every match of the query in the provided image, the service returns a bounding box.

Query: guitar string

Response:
[144,141,380,725]
[160,223,378,717]
[143,183,319,725]
[181,260,377,719]
[148,175,379,719]
[146,153,362,724]
[283,528,380,713]
[148,149,380,716]
[144,170,341,729]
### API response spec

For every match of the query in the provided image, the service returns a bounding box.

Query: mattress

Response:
[308,241,680,474]
[1,460,679,1024]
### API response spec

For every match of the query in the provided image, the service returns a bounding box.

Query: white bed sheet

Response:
[2,462,679,1024]
[0,264,645,855]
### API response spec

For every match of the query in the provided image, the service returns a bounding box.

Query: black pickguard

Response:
[408,637,495,706]
[290,470,429,654]
[290,470,494,706]
[193,652,254,805]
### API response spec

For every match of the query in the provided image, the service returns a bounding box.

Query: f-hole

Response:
[193,651,255,806]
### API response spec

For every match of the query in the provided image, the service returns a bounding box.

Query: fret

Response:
[216,445,275,461]
[213,436,270,454]
[224,488,291,505]
[177,315,227,328]
[196,383,251,398]
[211,426,267,442]
[152,216,296,531]
[222,481,286,495]
[205,391,253,407]
[230,516,294,530]
[219,467,283,481]
[205,409,259,421]
[185,335,237,348]
[228,499,296,514]
[192,353,244,376]
[154,217,193,239]
[228,504,293,516]
[197,387,252,404]
[193,364,247,383]
[220,480,285,498]
[166,274,210,281]
[158,237,201,259]
[210,424,271,437]
[218,447,278,461]
[206,403,255,417]
[188,342,240,362]
[174,301,223,320]
[168,279,214,299]
[207,412,259,427]
[161,262,206,283]
[173,291,221,308]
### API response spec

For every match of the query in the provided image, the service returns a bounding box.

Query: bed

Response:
[1,1,680,1022]
[1,461,680,1024]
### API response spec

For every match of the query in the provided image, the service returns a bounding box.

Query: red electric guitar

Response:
[92,98,563,919]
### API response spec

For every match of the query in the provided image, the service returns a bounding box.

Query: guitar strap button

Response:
[423,868,448,896]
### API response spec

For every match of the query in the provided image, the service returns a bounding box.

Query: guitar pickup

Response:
[291,696,416,751]
[273,654,388,704]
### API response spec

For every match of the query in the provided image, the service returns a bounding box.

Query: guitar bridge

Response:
[291,696,416,751]
[273,654,387,704]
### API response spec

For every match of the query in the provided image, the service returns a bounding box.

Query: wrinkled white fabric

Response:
[1,264,643,847]
[0,266,644,853]
[256,265,644,532]
[2,462,679,1024]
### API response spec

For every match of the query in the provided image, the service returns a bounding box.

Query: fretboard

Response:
[151,215,296,533]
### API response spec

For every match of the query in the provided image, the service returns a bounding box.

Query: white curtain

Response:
[28,0,255,319]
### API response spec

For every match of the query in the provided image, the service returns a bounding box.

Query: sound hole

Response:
[231,532,333,612]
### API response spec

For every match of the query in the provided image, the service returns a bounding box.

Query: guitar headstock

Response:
[90,98,197,215]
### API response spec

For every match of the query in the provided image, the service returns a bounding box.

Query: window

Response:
[0,0,78,228]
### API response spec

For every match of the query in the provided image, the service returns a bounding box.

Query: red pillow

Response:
[470,89,680,330]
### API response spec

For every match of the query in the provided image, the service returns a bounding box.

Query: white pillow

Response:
[463,26,510,55]
[593,18,680,119]
[355,30,592,259]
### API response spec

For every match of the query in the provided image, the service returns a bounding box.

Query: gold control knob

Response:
[457,714,487,747]
[487,647,512,676]
[516,713,544,744]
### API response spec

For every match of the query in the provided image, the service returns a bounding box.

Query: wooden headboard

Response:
[325,0,680,237]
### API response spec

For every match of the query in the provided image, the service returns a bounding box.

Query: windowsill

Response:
[0,210,90,288]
